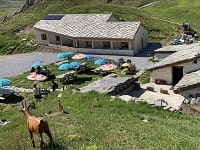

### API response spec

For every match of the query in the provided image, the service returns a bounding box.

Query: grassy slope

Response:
[143,0,200,35]
[1,0,200,149]
[1,0,200,54]
[1,90,200,150]
[0,0,25,8]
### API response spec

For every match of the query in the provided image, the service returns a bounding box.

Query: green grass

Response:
[1,2,200,148]
[139,70,150,84]
[1,89,200,149]
[0,0,25,8]
[1,0,200,54]
[0,61,200,149]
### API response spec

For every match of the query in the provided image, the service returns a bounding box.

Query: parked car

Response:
[171,39,183,45]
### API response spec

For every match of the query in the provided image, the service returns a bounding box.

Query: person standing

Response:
[33,84,41,100]
[51,79,58,91]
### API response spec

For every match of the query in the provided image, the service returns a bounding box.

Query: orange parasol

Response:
[27,73,47,81]
[72,53,85,59]
[99,64,117,71]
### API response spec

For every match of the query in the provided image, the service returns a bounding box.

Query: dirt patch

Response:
[180,104,200,116]
[14,25,34,36]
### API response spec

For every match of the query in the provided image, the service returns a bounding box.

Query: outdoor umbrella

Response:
[72,53,85,60]
[26,73,47,81]
[99,64,117,71]
[94,58,107,66]
[70,62,81,68]
[58,63,72,71]
[65,51,75,56]
[57,52,67,59]
[32,61,43,67]
[0,78,12,87]
[85,54,93,60]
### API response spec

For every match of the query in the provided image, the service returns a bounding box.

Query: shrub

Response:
[139,70,150,84]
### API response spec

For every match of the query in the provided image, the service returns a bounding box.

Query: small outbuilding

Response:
[33,14,148,56]
[148,43,200,97]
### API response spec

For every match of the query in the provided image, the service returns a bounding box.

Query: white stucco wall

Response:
[134,25,148,54]
[150,60,200,85]
[150,67,172,84]
[34,30,49,45]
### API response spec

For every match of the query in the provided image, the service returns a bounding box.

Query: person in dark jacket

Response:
[51,79,58,91]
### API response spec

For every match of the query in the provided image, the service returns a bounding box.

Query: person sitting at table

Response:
[30,67,35,73]
[42,66,51,77]
[36,66,42,74]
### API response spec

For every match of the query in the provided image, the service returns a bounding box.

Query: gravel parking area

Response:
[0,44,156,78]
[0,52,58,78]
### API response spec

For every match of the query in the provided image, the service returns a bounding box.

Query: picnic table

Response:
[0,87,15,100]
[55,60,69,66]
[74,62,88,73]
[56,71,77,84]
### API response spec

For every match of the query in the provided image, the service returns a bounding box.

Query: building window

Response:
[121,42,128,49]
[41,34,47,40]
[86,41,92,48]
[103,42,110,49]
[55,36,60,41]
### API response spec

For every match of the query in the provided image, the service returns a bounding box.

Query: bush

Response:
[139,70,150,84]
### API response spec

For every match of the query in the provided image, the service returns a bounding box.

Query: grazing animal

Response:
[20,101,55,150]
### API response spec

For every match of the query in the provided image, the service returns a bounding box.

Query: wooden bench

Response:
[55,60,69,66]
[155,79,167,85]
[56,71,77,84]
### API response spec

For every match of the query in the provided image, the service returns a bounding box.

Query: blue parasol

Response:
[65,51,75,56]
[57,53,67,59]
[70,62,81,68]
[32,61,43,67]
[58,63,72,71]
[94,58,107,66]
[85,54,93,60]
[0,78,12,87]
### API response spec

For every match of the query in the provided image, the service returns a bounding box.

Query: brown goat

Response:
[21,101,55,149]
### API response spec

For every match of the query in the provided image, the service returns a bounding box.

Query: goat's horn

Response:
[25,101,27,108]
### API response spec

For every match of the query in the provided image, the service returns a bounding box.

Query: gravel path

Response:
[0,52,58,78]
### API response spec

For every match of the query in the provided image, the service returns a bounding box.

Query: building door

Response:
[86,41,92,48]
[172,66,183,85]
[141,38,143,49]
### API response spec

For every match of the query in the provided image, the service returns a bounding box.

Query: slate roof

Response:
[148,43,200,70]
[173,70,200,91]
[155,43,200,52]
[34,14,141,40]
